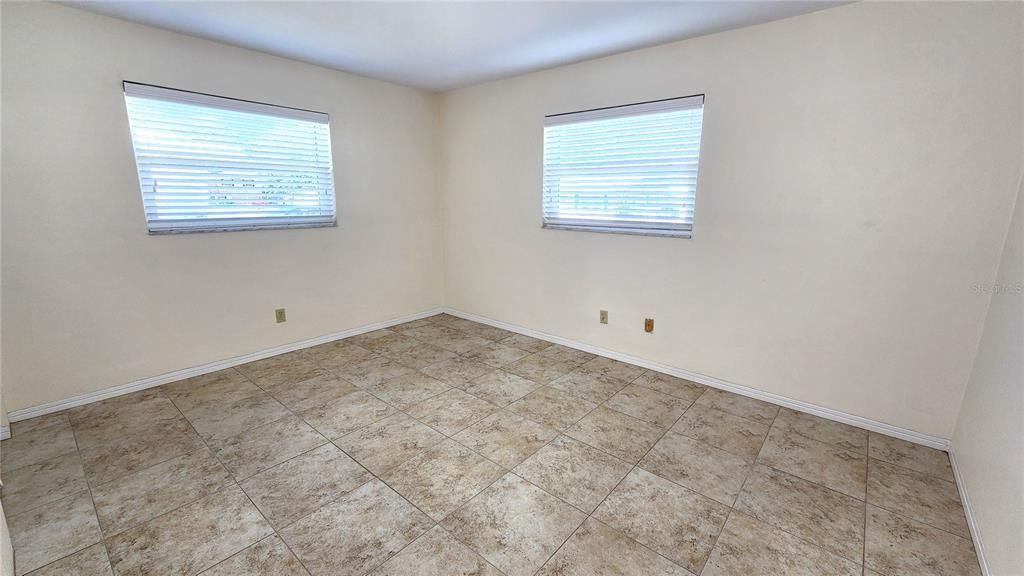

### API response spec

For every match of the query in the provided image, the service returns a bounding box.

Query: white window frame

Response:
[123,82,337,234]
[542,94,704,238]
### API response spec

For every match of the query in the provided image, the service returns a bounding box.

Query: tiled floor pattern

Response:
[1,314,980,576]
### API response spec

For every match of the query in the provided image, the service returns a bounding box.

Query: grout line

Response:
[529,379,707,575]
[444,307,953,451]
[9,314,956,575]
[165,366,325,576]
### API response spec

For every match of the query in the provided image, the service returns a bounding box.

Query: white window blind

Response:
[123,82,336,234]
[543,95,704,237]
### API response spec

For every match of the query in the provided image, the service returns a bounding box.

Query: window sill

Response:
[148,221,337,235]
[542,223,691,239]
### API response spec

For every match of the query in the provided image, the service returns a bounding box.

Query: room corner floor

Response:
[0,314,980,576]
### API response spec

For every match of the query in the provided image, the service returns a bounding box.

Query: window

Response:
[542,95,704,238]
[124,82,336,234]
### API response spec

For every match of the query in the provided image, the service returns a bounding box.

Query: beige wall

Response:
[439,2,1023,439]
[1,3,444,412]
[952,173,1023,575]
[2,1,1021,443]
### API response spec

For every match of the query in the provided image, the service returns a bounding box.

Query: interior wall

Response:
[952,173,1023,575]
[0,2,444,412]
[439,1,1023,439]
[0,2,12,568]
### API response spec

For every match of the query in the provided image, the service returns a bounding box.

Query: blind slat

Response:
[125,86,336,234]
[542,98,703,236]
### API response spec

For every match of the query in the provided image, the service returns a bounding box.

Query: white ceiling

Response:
[68,1,844,92]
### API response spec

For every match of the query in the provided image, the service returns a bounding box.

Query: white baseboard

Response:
[444,307,953,451]
[0,425,9,441]
[6,304,951,452]
[948,448,991,575]
[6,308,444,425]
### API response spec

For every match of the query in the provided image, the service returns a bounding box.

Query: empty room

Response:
[0,1,1021,575]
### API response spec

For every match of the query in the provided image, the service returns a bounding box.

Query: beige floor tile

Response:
[406,389,500,435]
[867,459,968,537]
[365,372,451,409]
[1,420,79,472]
[535,344,595,367]
[310,342,377,373]
[107,485,273,576]
[202,535,309,576]
[361,331,421,357]
[547,370,629,404]
[702,512,861,576]
[441,473,586,576]
[514,435,632,513]
[299,390,397,439]
[868,433,954,481]
[92,448,232,536]
[757,428,867,499]
[261,374,358,413]
[66,389,175,429]
[735,464,865,563]
[672,405,769,461]
[639,431,752,506]
[400,323,462,343]
[9,491,102,576]
[464,341,532,368]
[181,391,291,442]
[537,517,692,576]
[453,410,558,468]
[382,439,505,521]
[209,414,327,479]
[592,468,729,573]
[78,418,207,485]
[345,328,398,348]
[460,323,515,342]
[499,333,553,353]
[419,356,495,387]
[333,356,417,388]
[773,408,868,453]
[565,406,663,463]
[9,413,70,437]
[386,343,458,370]
[368,526,501,576]
[575,357,646,384]
[865,505,980,576]
[279,479,433,576]
[506,355,576,384]
[335,413,445,475]
[433,316,479,331]
[691,388,779,425]
[432,332,492,355]
[464,370,539,406]
[240,443,372,528]
[1,452,89,517]
[633,371,706,403]
[507,386,597,430]
[162,369,259,413]
[605,384,688,428]
[23,542,111,576]
[391,316,442,332]
[298,339,364,364]
[70,391,184,451]
[236,352,328,388]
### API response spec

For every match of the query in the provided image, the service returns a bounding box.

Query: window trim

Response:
[542,94,704,239]
[123,81,337,235]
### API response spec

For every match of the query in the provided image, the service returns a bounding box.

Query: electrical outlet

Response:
[644,318,654,333]
[275,308,287,323]
[600,310,608,324]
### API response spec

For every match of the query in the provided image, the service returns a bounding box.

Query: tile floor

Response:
[0,314,980,576]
